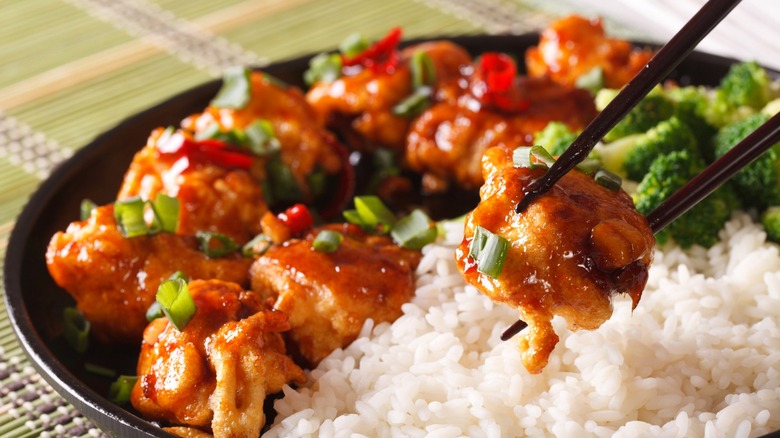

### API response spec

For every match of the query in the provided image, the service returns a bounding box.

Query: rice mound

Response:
[264,212,780,438]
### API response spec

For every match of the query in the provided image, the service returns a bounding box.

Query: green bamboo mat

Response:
[0,1,638,436]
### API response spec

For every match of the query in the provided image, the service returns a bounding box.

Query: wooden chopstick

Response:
[647,111,780,233]
[515,0,743,214]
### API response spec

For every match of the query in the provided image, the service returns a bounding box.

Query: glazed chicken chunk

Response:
[46,205,251,343]
[455,145,654,374]
[250,223,421,366]
[132,280,304,438]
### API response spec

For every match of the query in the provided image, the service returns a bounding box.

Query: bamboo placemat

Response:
[0,1,641,436]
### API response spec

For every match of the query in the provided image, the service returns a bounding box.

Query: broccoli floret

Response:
[634,150,738,248]
[601,89,675,142]
[664,85,719,160]
[596,116,699,181]
[762,206,780,244]
[719,61,772,110]
[714,112,780,211]
[534,122,578,156]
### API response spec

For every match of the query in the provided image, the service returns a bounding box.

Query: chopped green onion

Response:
[244,119,281,156]
[211,66,252,109]
[109,375,138,405]
[63,307,90,353]
[594,169,622,191]
[262,73,288,89]
[574,66,604,94]
[304,52,343,86]
[195,122,247,145]
[150,194,179,233]
[85,362,116,378]
[196,231,239,258]
[145,301,163,322]
[343,209,365,227]
[576,158,602,175]
[168,270,188,282]
[242,233,272,256]
[354,196,397,231]
[512,146,556,169]
[307,167,328,198]
[156,278,197,331]
[410,51,436,90]
[392,86,432,117]
[339,32,370,58]
[469,226,509,279]
[391,209,437,249]
[312,230,343,253]
[80,199,97,221]
[266,154,304,203]
[114,197,148,238]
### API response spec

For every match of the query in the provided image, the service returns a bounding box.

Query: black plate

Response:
[3,34,773,437]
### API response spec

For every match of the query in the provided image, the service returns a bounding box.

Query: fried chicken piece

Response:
[406,76,597,193]
[250,223,421,366]
[132,280,304,438]
[455,145,654,374]
[306,41,472,151]
[525,15,654,89]
[46,205,251,343]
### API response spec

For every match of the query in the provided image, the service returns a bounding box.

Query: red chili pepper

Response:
[158,131,253,170]
[278,204,314,235]
[342,27,403,74]
[472,52,529,113]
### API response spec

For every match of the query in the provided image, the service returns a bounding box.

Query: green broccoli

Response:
[596,116,699,182]
[534,122,578,156]
[762,207,780,244]
[664,85,719,160]
[597,87,675,142]
[634,150,738,248]
[719,61,772,110]
[713,112,780,211]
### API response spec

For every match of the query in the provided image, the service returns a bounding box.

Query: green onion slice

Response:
[392,86,432,117]
[63,307,90,353]
[469,226,509,279]
[114,197,148,238]
[196,231,239,258]
[576,158,601,175]
[145,301,163,322]
[343,209,365,227]
[109,375,138,405]
[312,230,343,253]
[244,119,281,156]
[266,154,304,203]
[354,196,397,232]
[574,66,604,94]
[150,194,179,233]
[513,145,556,169]
[339,32,370,58]
[594,169,622,191]
[211,66,252,109]
[304,52,343,86]
[85,362,116,378]
[156,277,197,331]
[262,73,288,89]
[80,199,97,221]
[410,51,436,90]
[242,233,272,257]
[391,209,438,250]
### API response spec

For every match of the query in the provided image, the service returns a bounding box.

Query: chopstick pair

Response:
[501,0,745,342]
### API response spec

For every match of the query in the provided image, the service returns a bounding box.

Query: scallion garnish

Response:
[312,230,343,253]
[513,145,556,169]
[304,52,343,86]
[80,199,97,221]
[595,169,622,191]
[574,66,604,94]
[211,66,252,109]
[63,307,90,353]
[114,197,148,238]
[339,32,370,58]
[262,73,288,89]
[266,154,304,203]
[156,277,197,331]
[576,158,601,175]
[391,209,438,250]
[85,362,116,378]
[244,119,281,156]
[109,375,138,405]
[410,50,436,90]
[242,233,272,256]
[196,231,239,258]
[145,301,163,322]
[469,226,509,279]
[149,194,179,233]
[392,86,432,117]
[354,196,397,232]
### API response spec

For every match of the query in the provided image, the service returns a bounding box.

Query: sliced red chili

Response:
[472,52,529,113]
[278,204,314,235]
[341,27,403,74]
[158,132,253,170]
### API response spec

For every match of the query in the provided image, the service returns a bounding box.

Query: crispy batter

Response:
[45,205,251,343]
[455,145,654,374]
[131,280,304,437]
[525,15,654,89]
[250,223,421,366]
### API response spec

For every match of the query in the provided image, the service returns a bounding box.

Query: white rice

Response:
[264,212,780,438]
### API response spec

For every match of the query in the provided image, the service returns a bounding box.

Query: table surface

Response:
[0,0,773,436]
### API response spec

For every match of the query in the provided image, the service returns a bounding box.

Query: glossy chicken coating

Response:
[250,223,421,366]
[306,41,472,151]
[132,280,304,437]
[46,205,251,343]
[406,76,597,193]
[183,71,344,199]
[526,15,654,89]
[455,145,654,374]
